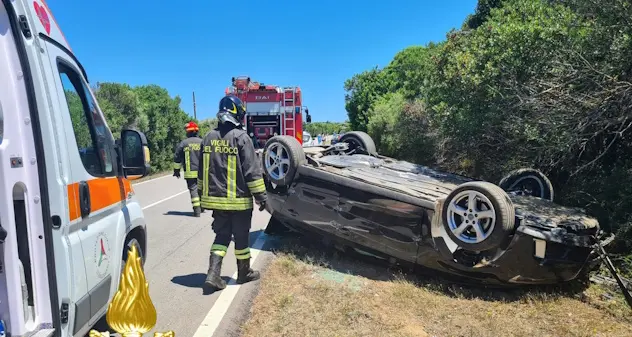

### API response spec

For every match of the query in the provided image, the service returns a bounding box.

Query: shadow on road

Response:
[248,229,265,244]
[170,230,269,294]
[171,273,235,294]
[164,210,195,217]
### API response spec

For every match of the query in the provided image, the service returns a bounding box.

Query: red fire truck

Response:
[225,76,312,148]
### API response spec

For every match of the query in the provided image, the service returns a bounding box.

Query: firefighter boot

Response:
[204,253,226,291]
[236,258,260,284]
[193,206,201,217]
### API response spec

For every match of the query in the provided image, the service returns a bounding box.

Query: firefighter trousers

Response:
[185,178,200,210]
[210,210,253,260]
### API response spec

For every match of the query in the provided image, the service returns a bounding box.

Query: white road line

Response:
[133,173,172,186]
[141,190,188,210]
[192,232,267,337]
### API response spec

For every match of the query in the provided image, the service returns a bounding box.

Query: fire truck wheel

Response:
[263,135,305,186]
[339,131,377,156]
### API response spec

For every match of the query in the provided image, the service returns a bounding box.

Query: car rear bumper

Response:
[429,225,597,285]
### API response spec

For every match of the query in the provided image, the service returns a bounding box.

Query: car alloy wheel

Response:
[446,190,497,244]
[264,142,291,181]
[442,181,515,252]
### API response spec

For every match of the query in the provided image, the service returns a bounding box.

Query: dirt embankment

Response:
[241,238,632,337]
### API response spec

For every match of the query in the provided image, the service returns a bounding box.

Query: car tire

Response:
[339,131,377,155]
[262,135,305,186]
[442,181,516,252]
[498,168,554,201]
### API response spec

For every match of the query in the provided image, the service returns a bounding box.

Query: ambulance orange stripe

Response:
[67,183,80,221]
[67,177,134,221]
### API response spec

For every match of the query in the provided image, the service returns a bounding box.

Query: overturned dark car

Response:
[258,131,605,286]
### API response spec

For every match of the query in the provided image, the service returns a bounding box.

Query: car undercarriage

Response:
[257,131,631,303]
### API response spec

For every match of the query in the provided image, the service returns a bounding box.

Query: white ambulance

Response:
[0,1,151,336]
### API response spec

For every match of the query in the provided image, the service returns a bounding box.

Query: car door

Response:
[337,187,426,263]
[282,174,343,238]
[42,41,127,334]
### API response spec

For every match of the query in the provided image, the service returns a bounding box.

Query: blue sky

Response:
[46,0,477,123]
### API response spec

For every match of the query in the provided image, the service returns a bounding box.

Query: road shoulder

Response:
[208,237,278,337]
[240,236,632,337]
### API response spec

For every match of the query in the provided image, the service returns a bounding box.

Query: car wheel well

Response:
[498,168,554,201]
[339,131,377,156]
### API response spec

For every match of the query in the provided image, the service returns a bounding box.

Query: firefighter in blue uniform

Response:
[200,94,271,291]
[173,121,204,217]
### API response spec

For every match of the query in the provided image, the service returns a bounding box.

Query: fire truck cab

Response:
[225,76,312,149]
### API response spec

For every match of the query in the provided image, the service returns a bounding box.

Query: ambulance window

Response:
[58,63,115,177]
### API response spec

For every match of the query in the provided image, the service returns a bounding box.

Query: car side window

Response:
[58,62,115,177]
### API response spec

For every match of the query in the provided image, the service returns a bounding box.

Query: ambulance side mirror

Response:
[120,129,151,179]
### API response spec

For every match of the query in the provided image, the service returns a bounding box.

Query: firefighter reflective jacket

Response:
[197,126,266,211]
[173,136,203,178]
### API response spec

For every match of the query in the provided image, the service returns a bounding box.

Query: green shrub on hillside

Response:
[345,0,632,273]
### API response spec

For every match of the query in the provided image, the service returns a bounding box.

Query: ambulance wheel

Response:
[339,131,377,155]
[263,135,305,187]
[122,237,145,273]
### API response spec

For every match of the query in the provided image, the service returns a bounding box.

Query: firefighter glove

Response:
[173,168,181,179]
[257,200,274,214]
[253,192,267,203]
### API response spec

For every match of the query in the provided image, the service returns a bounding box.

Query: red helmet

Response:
[185,121,199,132]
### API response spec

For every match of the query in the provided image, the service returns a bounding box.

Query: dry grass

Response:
[241,238,632,337]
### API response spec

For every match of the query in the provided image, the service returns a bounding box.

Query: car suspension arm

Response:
[596,240,632,309]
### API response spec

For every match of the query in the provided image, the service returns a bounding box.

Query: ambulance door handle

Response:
[79,181,91,218]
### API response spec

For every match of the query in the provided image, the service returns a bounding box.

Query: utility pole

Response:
[192,91,197,120]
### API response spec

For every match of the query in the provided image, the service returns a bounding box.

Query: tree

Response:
[464,0,507,29]
[92,83,190,172]
[131,85,190,171]
[303,121,348,135]
[384,44,441,100]
[344,68,394,131]
[344,0,632,273]
[197,118,218,137]
[65,90,92,149]
[94,82,148,132]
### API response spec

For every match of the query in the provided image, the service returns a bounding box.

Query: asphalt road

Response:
[91,174,273,337]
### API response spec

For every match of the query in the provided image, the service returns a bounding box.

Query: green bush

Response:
[344,0,632,272]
